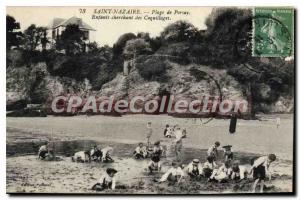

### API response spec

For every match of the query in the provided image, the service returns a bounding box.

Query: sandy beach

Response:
[6,114,294,194]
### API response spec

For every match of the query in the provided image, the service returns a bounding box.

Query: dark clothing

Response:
[251,157,266,180]
[188,169,200,179]
[203,168,213,178]
[229,115,237,134]
[163,128,168,136]
[38,150,48,159]
[253,165,266,180]
[92,181,113,191]
[133,151,144,159]
[224,151,234,161]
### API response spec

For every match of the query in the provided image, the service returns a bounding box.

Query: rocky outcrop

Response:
[6,62,91,110]
[99,60,245,103]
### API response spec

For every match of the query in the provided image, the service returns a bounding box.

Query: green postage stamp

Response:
[253,7,294,57]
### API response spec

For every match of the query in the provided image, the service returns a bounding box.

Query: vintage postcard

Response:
[6,6,295,194]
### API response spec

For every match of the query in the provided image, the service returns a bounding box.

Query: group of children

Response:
[37,123,277,193]
[163,124,187,139]
[131,137,277,193]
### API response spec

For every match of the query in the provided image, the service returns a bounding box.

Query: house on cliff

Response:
[47,16,96,51]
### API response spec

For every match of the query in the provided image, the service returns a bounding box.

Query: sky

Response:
[7,6,213,46]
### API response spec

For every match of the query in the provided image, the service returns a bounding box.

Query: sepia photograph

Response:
[5,6,295,195]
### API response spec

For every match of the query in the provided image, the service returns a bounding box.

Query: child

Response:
[158,162,185,184]
[203,155,217,178]
[222,145,234,162]
[38,141,49,160]
[163,124,170,137]
[210,160,232,182]
[207,141,220,160]
[186,159,203,179]
[249,154,277,193]
[230,160,247,181]
[276,117,280,129]
[90,145,102,161]
[91,168,118,191]
[101,146,114,163]
[133,143,147,159]
[148,156,161,174]
[72,150,91,162]
[146,122,153,147]
[153,141,164,158]
[174,127,184,162]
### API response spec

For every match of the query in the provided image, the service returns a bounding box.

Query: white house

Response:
[47,16,96,47]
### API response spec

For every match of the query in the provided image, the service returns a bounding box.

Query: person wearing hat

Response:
[148,155,161,174]
[92,168,118,191]
[210,160,232,182]
[249,154,277,193]
[133,142,147,159]
[158,162,184,184]
[222,145,234,162]
[202,155,217,178]
[230,160,247,181]
[38,141,49,160]
[207,141,221,161]
[186,159,203,179]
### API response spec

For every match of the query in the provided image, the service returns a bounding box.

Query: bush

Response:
[136,55,167,81]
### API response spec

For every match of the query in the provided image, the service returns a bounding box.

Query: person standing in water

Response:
[173,126,184,162]
[276,117,280,129]
[146,122,153,148]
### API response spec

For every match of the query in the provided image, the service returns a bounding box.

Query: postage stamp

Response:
[253,7,294,57]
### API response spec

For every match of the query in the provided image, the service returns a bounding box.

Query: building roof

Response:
[48,17,96,31]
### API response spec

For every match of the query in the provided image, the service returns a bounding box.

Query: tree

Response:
[6,15,22,50]
[57,24,85,55]
[113,33,136,56]
[23,24,48,51]
[123,38,152,59]
[160,20,198,43]
[203,8,294,117]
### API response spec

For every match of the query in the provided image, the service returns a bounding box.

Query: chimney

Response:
[77,18,82,27]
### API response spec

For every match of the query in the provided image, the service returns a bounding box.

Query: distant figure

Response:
[72,151,91,163]
[250,154,277,193]
[146,122,153,147]
[101,146,114,162]
[210,160,232,182]
[207,141,221,161]
[92,168,118,191]
[173,127,184,162]
[164,124,172,138]
[203,156,217,178]
[230,160,247,181]
[186,159,203,179]
[222,145,234,162]
[38,141,49,160]
[182,128,187,138]
[148,155,161,174]
[133,143,147,159]
[276,117,280,129]
[158,162,184,184]
[229,114,237,134]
